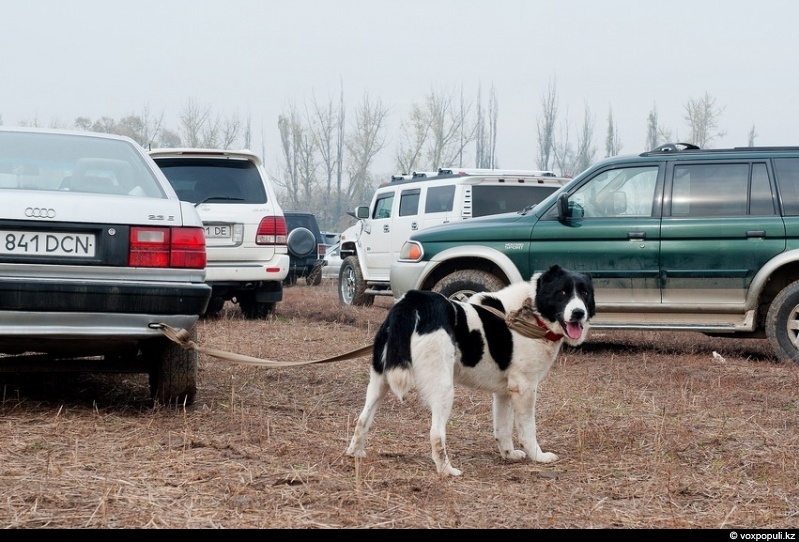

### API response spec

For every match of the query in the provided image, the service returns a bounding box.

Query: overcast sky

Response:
[3,0,798,177]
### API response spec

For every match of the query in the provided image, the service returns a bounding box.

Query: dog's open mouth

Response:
[564,321,584,340]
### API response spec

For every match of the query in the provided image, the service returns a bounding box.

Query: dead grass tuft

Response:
[1,281,798,528]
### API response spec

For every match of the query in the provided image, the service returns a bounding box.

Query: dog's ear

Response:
[578,273,596,318]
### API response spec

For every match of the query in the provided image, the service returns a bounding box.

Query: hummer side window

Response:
[373,193,394,219]
[425,185,455,213]
[399,189,421,217]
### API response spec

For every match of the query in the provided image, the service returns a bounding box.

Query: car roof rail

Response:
[641,142,701,155]
[437,167,558,177]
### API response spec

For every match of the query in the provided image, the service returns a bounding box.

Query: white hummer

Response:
[337,168,569,306]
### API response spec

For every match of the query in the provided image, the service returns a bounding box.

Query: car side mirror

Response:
[355,206,369,219]
[557,194,584,221]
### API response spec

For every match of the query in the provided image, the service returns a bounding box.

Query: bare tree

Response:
[536,77,558,171]
[394,86,476,172]
[345,93,389,204]
[394,103,432,174]
[220,114,241,149]
[475,84,499,168]
[277,104,304,210]
[309,88,343,225]
[683,92,726,148]
[574,103,596,174]
[645,105,659,151]
[604,105,622,158]
[748,124,758,146]
[179,99,210,147]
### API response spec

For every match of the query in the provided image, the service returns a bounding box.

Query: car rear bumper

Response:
[205,254,289,282]
[0,311,200,355]
[0,278,211,315]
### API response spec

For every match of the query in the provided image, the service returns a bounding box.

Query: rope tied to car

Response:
[478,299,563,342]
[153,323,373,367]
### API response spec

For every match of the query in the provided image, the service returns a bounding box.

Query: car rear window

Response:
[154,158,267,204]
[0,131,165,197]
[471,185,560,217]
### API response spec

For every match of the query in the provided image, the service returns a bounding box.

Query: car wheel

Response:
[338,256,373,306]
[144,333,198,406]
[204,296,225,317]
[432,270,506,302]
[306,264,323,286]
[765,279,799,363]
[238,291,275,319]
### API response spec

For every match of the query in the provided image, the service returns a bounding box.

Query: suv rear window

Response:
[154,158,267,204]
[471,185,560,217]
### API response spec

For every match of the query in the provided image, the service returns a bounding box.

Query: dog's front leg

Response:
[493,392,526,461]
[511,384,558,463]
[346,369,389,458]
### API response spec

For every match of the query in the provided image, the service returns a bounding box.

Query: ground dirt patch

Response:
[1,280,798,528]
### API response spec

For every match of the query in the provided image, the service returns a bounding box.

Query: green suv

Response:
[391,143,799,363]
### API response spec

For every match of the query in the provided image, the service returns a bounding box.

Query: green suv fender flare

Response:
[747,249,799,310]
[411,244,525,291]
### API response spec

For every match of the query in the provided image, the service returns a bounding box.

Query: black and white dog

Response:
[346,265,595,476]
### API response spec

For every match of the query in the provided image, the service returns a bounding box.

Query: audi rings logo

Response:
[25,207,57,219]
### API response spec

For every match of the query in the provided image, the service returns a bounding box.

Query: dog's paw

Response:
[345,445,366,458]
[533,451,558,463]
[501,449,527,461]
[439,465,462,476]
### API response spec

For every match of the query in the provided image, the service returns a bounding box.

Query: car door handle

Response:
[746,230,766,238]
[628,232,646,240]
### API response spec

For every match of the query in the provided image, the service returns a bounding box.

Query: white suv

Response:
[149,149,289,318]
[338,169,569,305]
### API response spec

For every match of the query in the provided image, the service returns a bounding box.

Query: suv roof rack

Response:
[437,167,558,177]
[642,143,701,155]
[641,142,799,157]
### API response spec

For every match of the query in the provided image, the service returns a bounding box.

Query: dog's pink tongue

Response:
[566,322,583,340]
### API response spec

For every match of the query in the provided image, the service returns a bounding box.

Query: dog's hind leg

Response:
[511,383,558,463]
[427,382,461,476]
[493,392,527,461]
[346,369,390,458]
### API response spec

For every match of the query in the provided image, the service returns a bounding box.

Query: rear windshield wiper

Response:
[194,196,245,206]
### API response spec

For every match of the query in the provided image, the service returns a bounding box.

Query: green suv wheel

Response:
[433,270,506,302]
[766,279,799,363]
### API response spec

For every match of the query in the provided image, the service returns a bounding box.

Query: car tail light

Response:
[256,216,287,245]
[129,227,207,268]
[318,243,326,257]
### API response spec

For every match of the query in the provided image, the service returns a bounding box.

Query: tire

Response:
[203,296,225,317]
[765,279,799,363]
[338,255,374,306]
[145,332,199,406]
[287,227,316,258]
[237,291,275,319]
[306,264,323,286]
[432,270,506,302]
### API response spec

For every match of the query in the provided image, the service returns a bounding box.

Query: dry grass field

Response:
[1,280,798,529]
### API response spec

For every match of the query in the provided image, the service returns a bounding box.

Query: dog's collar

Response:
[533,315,564,342]
[479,304,563,342]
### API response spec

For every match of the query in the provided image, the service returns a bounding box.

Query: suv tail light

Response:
[256,216,287,245]
[129,227,207,269]
[318,243,326,257]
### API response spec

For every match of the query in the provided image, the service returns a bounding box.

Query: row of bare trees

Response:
[5,85,736,231]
